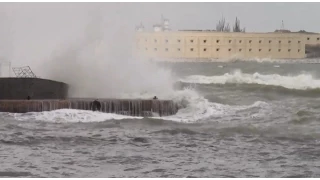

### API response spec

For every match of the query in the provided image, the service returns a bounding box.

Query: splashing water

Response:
[2,109,143,123]
[0,86,271,124]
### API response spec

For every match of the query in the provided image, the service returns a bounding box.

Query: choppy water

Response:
[2,61,320,177]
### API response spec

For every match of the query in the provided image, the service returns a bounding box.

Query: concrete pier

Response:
[0,99,179,117]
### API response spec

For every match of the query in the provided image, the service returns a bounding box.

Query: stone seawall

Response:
[0,99,179,117]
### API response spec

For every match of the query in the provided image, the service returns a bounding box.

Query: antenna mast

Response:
[281,20,285,30]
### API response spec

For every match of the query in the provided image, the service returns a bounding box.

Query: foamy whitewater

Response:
[1,61,320,177]
[180,69,320,90]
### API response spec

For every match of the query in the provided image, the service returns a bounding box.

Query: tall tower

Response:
[163,19,170,31]
[161,15,170,31]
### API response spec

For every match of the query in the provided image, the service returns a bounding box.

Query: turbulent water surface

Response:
[1,61,320,177]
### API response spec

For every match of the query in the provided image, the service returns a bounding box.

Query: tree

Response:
[216,16,230,32]
[233,17,245,32]
[224,23,230,32]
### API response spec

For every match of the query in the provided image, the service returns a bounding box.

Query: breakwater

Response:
[0,99,179,117]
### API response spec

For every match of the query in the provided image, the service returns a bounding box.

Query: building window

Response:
[203,48,207,51]
[288,49,291,52]
[177,48,180,51]
[229,40,232,43]
[178,39,181,43]
[216,40,220,43]
[203,40,207,43]
[298,49,300,52]
[239,40,242,43]
[228,48,231,52]
[317,38,320,41]
[249,40,252,43]
[269,49,271,52]
[239,49,242,52]
[165,48,168,51]
[298,41,301,43]
[249,49,252,52]
[269,40,272,43]
[279,40,281,43]
[165,40,169,43]
[288,40,291,43]
[307,37,310,40]
[154,48,157,51]
[259,40,262,43]
[190,48,194,51]
[154,39,157,43]
[259,49,261,52]
[278,49,281,52]
[190,40,194,43]
[216,48,220,51]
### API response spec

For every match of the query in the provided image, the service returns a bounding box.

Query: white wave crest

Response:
[180,70,320,90]
[6,109,143,123]
[152,87,270,123]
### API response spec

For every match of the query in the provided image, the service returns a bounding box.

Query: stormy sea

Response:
[1,61,320,178]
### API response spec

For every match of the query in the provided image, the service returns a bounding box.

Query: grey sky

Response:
[0,2,319,73]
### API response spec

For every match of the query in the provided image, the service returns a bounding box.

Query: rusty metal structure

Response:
[12,66,37,78]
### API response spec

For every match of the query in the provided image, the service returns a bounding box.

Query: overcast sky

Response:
[0,2,319,72]
[6,2,315,33]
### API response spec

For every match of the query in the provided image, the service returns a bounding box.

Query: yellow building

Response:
[134,31,320,60]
